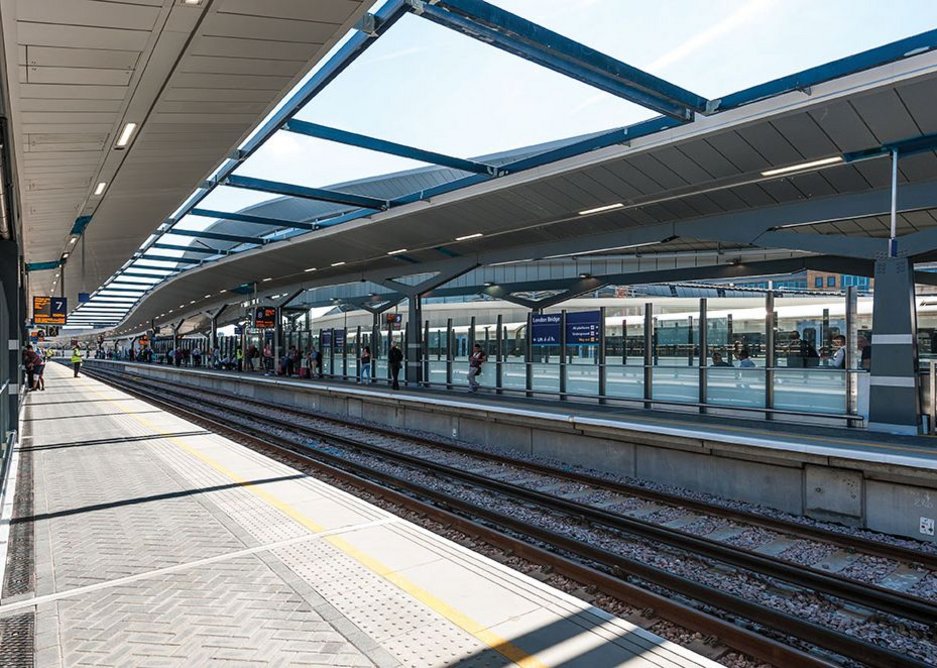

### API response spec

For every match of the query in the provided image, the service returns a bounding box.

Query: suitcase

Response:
[299,367,309,379]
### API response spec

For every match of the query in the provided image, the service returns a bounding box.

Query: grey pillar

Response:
[210,316,218,350]
[445,318,454,388]
[525,312,533,397]
[765,292,776,416]
[846,286,858,416]
[405,294,422,384]
[559,310,567,399]
[598,306,607,403]
[643,303,653,408]
[495,313,504,394]
[422,319,430,386]
[274,307,282,369]
[1,240,20,437]
[869,257,920,433]
[698,298,708,412]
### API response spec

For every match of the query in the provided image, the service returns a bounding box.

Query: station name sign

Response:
[33,296,67,325]
[531,311,602,346]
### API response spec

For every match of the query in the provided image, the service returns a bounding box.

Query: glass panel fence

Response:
[567,357,599,396]
[502,360,528,391]
[707,367,766,409]
[604,363,644,400]
[652,365,698,404]
[773,368,847,414]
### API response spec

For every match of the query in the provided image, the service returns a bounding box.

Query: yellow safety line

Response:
[78,378,546,668]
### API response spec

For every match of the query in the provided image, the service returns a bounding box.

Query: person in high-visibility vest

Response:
[70,346,83,378]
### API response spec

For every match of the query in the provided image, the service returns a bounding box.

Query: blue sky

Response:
[212,0,937,214]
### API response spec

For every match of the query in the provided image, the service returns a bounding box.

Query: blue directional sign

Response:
[78,292,91,303]
[334,329,346,348]
[531,314,561,345]
[321,329,332,346]
[566,310,602,345]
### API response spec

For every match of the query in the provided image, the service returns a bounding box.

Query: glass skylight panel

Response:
[487,1,937,99]
[233,131,436,195]
[294,13,652,161]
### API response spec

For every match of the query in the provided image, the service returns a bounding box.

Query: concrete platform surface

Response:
[0,362,717,667]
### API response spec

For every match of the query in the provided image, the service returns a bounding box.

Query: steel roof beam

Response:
[153,243,223,255]
[283,119,496,175]
[712,28,937,112]
[138,254,203,265]
[122,271,180,279]
[223,175,387,210]
[164,228,267,245]
[414,0,705,120]
[502,116,679,173]
[166,0,410,222]
[190,207,319,231]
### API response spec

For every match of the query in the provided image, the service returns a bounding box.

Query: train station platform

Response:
[0,362,717,667]
[82,360,937,546]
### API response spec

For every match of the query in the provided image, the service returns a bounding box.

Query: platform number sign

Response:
[33,295,67,325]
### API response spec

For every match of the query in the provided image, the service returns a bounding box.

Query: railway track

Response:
[85,364,937,668]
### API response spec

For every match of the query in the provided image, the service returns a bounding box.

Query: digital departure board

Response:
[33,296,67,325]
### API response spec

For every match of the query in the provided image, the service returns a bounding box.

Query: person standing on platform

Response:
[830,335,847,368]
[71,345,83,377]
[235,347,244,372]
[22,344,36,392]
[359,346,371,384]
[388,340,403,390]
[468,343,487,392]
[32,346,46,391]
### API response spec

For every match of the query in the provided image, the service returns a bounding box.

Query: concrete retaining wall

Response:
[88,360,937,544]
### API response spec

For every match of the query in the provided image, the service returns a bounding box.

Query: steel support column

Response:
[846,286,858,417]
[1,240,21,439]
[644,304,653,408]
[598,306,607,403]
[765,293,776,417]
[869,257,920,432]
[698,298,708,412]
[405,294,422,384]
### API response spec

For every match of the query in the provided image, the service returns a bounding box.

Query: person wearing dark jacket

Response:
[388,341,403,390]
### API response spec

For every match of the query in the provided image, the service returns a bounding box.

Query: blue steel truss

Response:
[222,175,388,210]
[417,0,706,120]
[92,0,937,330]
[191,208,319,231]
[282,119,497,175]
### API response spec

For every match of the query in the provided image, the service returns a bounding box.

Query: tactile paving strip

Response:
[0,612,34,667]
[272,539,490,666]
[2,442,33,599]
[149,439,310,546]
